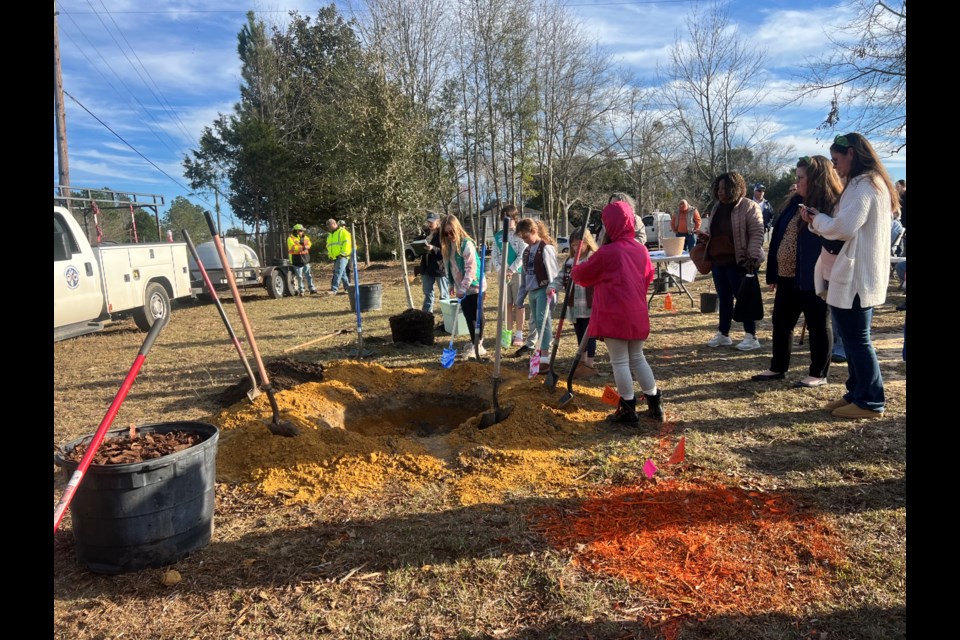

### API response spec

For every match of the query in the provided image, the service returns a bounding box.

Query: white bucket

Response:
[662,237,685,257]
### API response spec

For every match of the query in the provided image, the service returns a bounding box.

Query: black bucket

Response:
[348,283,383,312]
[54,421,219,574]
[653,276,669,294]
[700,292,719,313]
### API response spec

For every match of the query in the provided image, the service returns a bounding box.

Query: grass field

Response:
[53,258,907,639]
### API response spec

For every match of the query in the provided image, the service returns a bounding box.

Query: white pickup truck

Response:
[54,205,195,341]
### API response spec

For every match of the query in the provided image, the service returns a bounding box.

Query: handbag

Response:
[733,269,764,322]
[690,237,712,274]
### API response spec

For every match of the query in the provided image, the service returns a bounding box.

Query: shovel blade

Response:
[441,348,456,368]
[246,387,262,402]
[558,390,575,407]
[267,419,300,437]
[543,369,559,391]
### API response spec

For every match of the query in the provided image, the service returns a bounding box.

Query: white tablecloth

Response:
[649,251,696,282]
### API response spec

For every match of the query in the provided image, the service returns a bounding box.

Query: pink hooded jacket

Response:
[572,201,655,341]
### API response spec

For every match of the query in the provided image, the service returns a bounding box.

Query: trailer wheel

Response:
[267,269,286,299]
[133,282,170,331]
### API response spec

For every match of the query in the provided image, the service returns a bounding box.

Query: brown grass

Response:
[53,259,906,639]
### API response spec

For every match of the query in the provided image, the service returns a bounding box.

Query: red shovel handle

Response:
[54,313,168,533]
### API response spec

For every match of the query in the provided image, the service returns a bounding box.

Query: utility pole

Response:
[54,1,71,192]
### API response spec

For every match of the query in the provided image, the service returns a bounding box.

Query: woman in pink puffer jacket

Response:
[572,200,664,423]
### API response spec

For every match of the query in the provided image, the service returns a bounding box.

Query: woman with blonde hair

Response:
[800,133,899,418]
[440,214,487,359]
[751,156,843,387]
[514,218,560,365]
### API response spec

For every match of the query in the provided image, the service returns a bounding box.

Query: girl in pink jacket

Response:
[572,200,664,423]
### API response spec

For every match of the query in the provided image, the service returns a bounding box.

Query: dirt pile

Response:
[211,359,618,505]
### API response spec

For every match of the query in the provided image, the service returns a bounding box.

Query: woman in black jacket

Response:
[751,156,843,387]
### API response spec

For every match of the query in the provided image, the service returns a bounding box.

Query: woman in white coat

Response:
[800,133,900,419]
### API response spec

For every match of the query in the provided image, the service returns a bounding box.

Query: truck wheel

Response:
[405,248,416,261]
[133,282,171,331]
[266,269,286,299]
[285,270,300,296]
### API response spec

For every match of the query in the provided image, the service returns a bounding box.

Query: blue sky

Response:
[54,0,906,228]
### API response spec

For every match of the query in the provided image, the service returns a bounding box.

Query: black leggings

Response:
[460,293,479,343]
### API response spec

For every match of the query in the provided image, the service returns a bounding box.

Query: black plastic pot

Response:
[54,421,219,574]
[700,292,719,313]
[348,283,383,312]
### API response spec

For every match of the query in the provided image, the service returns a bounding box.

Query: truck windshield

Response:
[54,212,81,254]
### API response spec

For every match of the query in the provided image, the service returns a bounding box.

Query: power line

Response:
[56,3,185,160]
[63,89,199,201]
[92,0,196,144]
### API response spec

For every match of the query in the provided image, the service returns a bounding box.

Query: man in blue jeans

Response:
[325,218,352,295]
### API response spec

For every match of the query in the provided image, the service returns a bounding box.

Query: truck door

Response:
[54,210,103,327]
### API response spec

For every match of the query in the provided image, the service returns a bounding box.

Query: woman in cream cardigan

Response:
[800,133,900,419]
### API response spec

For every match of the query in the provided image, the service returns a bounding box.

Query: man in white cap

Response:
[753,184,774,245]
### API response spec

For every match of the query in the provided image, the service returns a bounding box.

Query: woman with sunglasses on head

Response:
[751,156,843,387]
[440,214,487,359]
[799,133,900,419]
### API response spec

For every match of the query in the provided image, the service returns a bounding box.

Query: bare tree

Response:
[792,0,906,152]
[658,1,767,185]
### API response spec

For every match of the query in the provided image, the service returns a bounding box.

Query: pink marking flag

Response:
[643,458,658,479]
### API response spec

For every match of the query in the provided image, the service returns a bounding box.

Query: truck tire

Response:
[405,248,416,261]
[266,269,286,299]
[133,282,171,331]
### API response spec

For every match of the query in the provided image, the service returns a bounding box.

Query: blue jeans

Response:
[330,256,350,292]
[528,288,553,353]
[680,233,697,251]
[294,263,315,293]
[831,296,884,411]
[712,265,755,336]
[421,272,449,313]
[831,308,846,359]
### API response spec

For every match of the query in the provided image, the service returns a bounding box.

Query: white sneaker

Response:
[736,333,761,351]
[477,343,487,357]
[462,345,476,359]
[706,332,733,347]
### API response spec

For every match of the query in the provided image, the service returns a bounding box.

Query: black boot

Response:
[607,397,639,424]
[646,389,664,422]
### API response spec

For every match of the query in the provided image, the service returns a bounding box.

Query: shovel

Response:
[54,313,168,532]
[182,229,260,402]
[349,223,374,359]
[479,215,514,429]
[529,293,556,379]
[558,314,595,407]
[441,293,466,368]
[473,218,487,360]
[544,211,592,391]
[204,212,299,438]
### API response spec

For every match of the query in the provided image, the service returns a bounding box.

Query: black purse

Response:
[733,269,764,322]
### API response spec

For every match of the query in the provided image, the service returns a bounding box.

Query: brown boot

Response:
[574,363,598,378]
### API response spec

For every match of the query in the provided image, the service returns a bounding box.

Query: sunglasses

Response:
[833,135,850,148]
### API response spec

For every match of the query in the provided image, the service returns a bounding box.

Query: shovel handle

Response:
[54,313,169,532]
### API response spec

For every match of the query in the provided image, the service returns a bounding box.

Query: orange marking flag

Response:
[601,385,621,406]
[668,436,686,465]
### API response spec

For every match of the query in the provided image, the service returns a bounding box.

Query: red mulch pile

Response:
[531,478,845,625]
[62,430,204,465]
